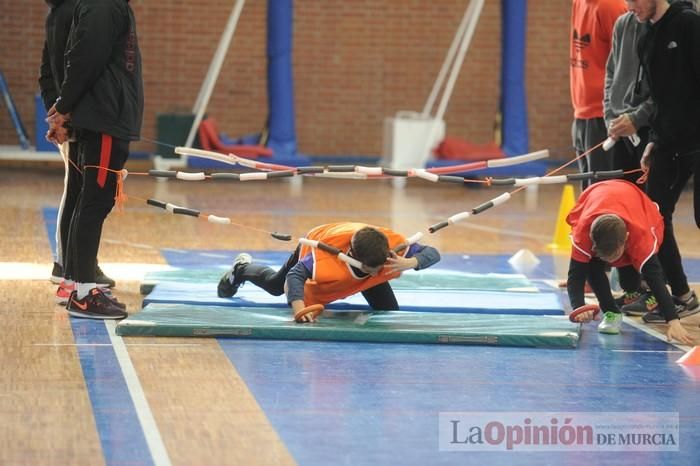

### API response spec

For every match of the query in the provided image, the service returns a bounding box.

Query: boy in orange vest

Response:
[218,223,440,322]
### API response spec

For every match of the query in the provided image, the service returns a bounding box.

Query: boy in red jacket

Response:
[566,180,692,344]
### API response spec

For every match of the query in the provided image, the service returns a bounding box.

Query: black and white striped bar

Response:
[427,170,625,233]
[145,198,292,241]
[298,238,364,269]
[392,232,424,254]
[174,146,552,180]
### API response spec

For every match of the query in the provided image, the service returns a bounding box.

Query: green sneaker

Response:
[615,290,643,309]
[621,291,657,316]
[598,311,623,334]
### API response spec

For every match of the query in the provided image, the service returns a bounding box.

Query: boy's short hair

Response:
[590,214,627,258]
[351,227,390,268]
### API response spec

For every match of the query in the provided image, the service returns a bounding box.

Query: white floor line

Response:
[105,321,172,466]
[622,316,692,352]
[611,349,684,353]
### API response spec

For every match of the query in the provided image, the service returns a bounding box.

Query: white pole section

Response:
[434,0,484,123]
[184,0,246,150]
[421,0,476,117]
[419,0,484,165]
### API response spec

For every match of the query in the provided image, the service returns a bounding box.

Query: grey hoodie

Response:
[603,12,654,130]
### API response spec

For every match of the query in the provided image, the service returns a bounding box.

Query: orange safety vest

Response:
[567,180,664,271]
[299,223,408,305]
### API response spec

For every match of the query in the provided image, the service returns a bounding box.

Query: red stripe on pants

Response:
[97,134,112,188]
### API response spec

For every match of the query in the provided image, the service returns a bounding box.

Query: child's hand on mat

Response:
[667,319,693,345]
[292,301,323,323]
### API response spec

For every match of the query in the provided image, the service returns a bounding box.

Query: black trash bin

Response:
[155,113,201,158]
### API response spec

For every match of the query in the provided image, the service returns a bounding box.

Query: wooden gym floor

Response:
[1,160,699,465]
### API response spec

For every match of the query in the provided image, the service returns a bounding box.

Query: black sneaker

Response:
[642,292,700,323]
[621,291,657,316]
[66,288,128,320]
[674,291,700,318]
[217,253,252,298]
[614,290,644,310]
[51,262,63,284]
[95,264,116,288]
[54,262,115,288]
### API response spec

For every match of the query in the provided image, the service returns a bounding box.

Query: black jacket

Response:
[55,0,143,141]
[39,0,76,111]
[637,1,700,154]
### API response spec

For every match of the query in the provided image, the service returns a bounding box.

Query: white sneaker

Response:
[598,311,623,334]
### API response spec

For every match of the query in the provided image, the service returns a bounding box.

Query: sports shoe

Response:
[614,290,644,309]
[51,262,63,284]
[598,311,623,334]
[217,253,252,298]
[642,291,700,323]
[66,288,128,320]
[95,264,116,288]
[675,291,700,317]
[50,262,115,288]
[56,281,125,309]
[621,291,657,316]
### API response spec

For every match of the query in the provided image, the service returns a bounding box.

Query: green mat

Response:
[117,304,581,348]
[140,268,537,294]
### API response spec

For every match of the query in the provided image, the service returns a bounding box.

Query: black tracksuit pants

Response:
[64,129,129,283]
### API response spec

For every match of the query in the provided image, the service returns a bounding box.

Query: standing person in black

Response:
[630,0,700,322]
[46,0,143,319]
[40,0,76,287]
[39,0,116,299]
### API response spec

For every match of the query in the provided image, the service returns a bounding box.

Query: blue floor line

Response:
[42,209,153,465]
[70,320,153,466]
[43,207,58,261]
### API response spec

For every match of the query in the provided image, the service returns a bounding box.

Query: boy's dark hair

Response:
[590,214,627,258]
[351,227,390,268]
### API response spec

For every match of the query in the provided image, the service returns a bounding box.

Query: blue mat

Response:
[140,267,538,293]
[143,282,564,315]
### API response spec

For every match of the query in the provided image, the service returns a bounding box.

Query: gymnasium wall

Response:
[0,0,572,158]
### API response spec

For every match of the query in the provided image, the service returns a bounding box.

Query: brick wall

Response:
[0,0,573,158]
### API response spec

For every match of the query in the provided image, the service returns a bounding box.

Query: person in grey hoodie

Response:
[602,10,656,315]
[604,10,653,185]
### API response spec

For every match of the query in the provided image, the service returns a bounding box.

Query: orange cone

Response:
[677,346,700,366]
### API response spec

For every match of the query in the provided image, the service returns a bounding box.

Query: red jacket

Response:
[567,180,664,270]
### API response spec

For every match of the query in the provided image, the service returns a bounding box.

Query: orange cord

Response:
[83,165,128,213]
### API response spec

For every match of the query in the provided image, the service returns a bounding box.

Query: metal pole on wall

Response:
[422,0,476,118]
[184,0,246,152]
[419,0,484,162]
